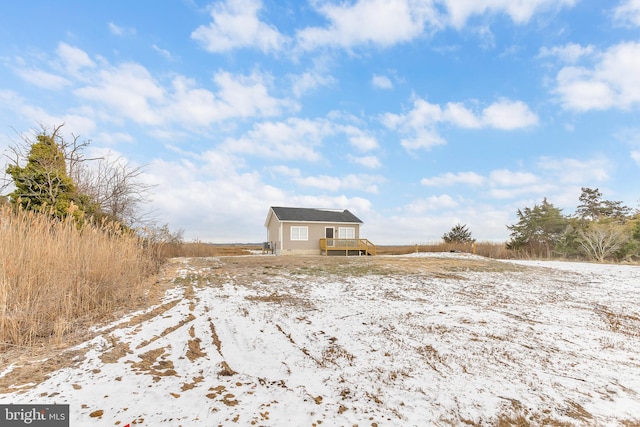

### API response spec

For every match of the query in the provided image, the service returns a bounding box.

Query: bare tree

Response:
[74,156,154,227]
[577,224,627,262]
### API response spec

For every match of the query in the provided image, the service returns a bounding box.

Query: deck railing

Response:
[319,238,376,255]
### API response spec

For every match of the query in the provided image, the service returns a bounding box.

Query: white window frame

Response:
[290,226,308,241]
[338,227,355,239]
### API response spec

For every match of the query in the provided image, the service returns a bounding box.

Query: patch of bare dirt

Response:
[128,347,178,380]
[99,336,131,364]
[186,325,207,362]
[0,348,88,394]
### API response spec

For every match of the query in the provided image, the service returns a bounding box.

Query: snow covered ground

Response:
[1,253,640,426]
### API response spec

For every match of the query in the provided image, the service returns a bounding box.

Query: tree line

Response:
[505,189,639,261]
[444,188,639,262]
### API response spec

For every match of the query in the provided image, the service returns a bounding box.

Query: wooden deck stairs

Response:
[320,238,376,256]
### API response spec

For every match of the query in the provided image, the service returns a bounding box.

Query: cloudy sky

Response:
[1,0,639,244]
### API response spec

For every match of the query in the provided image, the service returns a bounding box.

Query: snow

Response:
[2,254,640,426]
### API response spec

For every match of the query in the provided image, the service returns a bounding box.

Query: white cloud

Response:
[442,102,482,128]
[296,0,440,50]
[555,41,640,111]
[404,195,460,214]
[56,42,95,73]
[399,132,446,151]
[291,71,336,98]
[613,0,640,27]
[382,98,445,151]
[222,118,332,161]
[480,99,539,129]
[186,0,581,56]
[17,69,70,89]
[268,165,299,178]
[191,0,288,53]
[294,0,578,52]
[443,0,579,28]
[487,184,552,199]
[204,70,297,120]
[93,131,135,146]
[221,117,378,161]
[164,76,221,126]
[0,90,96,135]
[537,156,610,184]
[614,127,640,166]
[341,125,379,152]
[291,194,373,217]
[152,44,175,61]
[488,169,539,187]
[145,156,284,242]
[420,169,546,200]
[421,171,485,187]
[383,96,537,151]
[294,173,385,194]
[538,43,595,63]
[108,22,136,37]
[372,74,393,89]
[349,155,382,169]
[74,62,165,125]
[65,44,295,128]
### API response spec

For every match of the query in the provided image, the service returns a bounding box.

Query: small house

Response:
[264,206,376,256]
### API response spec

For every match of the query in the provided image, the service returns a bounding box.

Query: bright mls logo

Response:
[0,404,69,426]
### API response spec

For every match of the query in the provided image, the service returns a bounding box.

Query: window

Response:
[290,226,308,241]
[338,227,355,239]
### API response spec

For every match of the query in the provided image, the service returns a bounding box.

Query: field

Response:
[1,253,640,426]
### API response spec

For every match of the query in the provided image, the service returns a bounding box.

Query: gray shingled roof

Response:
[270,207,363,223]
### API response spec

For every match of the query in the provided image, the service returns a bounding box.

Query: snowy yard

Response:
[1,253,640,426]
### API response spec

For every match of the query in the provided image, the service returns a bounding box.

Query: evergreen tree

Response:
[442,223,475,244]
[576,187,631,223]
[506,198,568,258]
[618,216,640,261]
[576,187,604,221]
[6,132,85,220]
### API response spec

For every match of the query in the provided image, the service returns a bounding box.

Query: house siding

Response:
[284,222,361,255]
[266,218,280,253]
[268,222,361,255]
[265,207,363,255]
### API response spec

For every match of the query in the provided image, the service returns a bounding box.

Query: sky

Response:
[1,0,639,244]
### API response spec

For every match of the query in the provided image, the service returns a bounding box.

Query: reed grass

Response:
[159,242,259,258]
[377,241,513,258]
[0,205,158,347]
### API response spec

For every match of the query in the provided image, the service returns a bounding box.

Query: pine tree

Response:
[576,187,631,222]
[506,198,567,258]
[442,223,475,244]
[6,132,84,220]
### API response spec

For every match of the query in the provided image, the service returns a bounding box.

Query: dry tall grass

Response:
[0,205,158,347]
[378,241,513,258]
[159,242,259,258]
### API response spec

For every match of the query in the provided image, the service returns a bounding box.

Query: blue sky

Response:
[1,0,639,244]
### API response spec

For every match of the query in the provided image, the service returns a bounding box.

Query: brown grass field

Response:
[2,253,639,426]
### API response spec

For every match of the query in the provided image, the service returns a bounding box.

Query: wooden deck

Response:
[320,238,376,256]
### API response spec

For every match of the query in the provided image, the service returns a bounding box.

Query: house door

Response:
[325,227,334,246]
